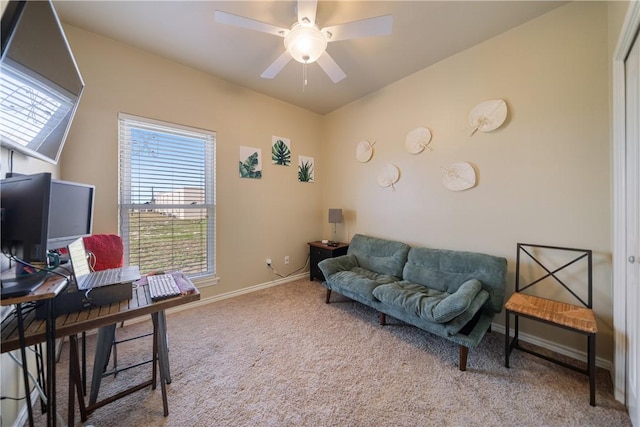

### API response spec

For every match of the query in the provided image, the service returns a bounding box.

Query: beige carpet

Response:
[33,278,630,426]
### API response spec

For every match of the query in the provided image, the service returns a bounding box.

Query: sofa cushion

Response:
[328,267,400,302]
[403,247,507,313]
[372,279,483,323]
[347,234,410,278]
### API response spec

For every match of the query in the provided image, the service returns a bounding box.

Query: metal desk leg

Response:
[157,311,171,384]
[67,335,88,426]
[15,303,34,427]
[45,298,56,427]
[88,324,116,406]
[81,331,87,395]
[152,313,169,416]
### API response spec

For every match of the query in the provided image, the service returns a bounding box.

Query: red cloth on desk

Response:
[82,234,124,271]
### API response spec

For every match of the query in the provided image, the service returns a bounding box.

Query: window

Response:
[118,113,215,279]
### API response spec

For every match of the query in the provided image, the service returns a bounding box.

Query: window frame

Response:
[118,113,216,283]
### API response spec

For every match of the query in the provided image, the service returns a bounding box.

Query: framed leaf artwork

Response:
[272,136,291,166]
[298,155,314,183]
[239,146,262,179]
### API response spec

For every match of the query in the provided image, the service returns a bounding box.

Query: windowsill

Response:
[191,275,220,289]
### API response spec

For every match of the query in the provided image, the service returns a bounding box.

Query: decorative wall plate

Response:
[405,127,432,154]
[377,163,400,189]
[356,140,374,162]
[468,99,507,134]
[441,162,476,191]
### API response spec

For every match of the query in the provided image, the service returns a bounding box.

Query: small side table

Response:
[308,241,349,282]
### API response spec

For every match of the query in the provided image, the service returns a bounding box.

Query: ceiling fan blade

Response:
[261,51,293,79]
[297,0,317,25]
[322,15,393,42]
[214,10,287,37]
[316,52,346,83]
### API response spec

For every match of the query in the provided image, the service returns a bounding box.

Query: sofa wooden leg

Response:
[325,289,331,304]
[379,313,386,325]
[459,346,469,371]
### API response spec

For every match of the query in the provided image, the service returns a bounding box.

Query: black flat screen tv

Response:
[0,0,84,164]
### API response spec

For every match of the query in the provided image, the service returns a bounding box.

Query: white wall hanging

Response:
[377,163,400,191]
[468,99,507,135]
[441,162,476,191]
[356,140,375,163]
[405,127,432,154]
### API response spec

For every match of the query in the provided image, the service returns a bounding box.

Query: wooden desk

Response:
[1,274,68,347]
[1,282,200,425]
[1,273,68,427]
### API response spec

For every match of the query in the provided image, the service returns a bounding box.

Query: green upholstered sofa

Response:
[318,234,507,371]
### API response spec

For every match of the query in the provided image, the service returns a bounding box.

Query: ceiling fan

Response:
[214,0,393,84]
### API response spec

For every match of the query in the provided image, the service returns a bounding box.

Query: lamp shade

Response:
[328,208,343,224]
[284,23,328,64]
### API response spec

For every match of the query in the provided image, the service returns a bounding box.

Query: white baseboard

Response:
[492,322,611,372]
[12,385,44,427]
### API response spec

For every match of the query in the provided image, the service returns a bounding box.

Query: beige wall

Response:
[57,26,324,297]
[322,1,614,362]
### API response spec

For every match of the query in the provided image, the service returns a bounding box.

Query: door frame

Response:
[612,0,640,409]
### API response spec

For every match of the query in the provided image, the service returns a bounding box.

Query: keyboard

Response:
[147,274,182,301]
[83,269,118,289]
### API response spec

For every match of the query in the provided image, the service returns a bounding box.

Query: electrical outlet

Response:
[284,256,290,265]
[266,258,272,267]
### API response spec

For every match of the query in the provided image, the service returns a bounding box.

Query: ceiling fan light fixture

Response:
[284,23,327,64]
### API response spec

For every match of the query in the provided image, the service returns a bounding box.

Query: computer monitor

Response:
[47,179,95,251]
[0,172,52,263]
[0,173,95,263]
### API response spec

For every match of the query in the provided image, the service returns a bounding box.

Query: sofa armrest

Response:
[318,254,358,279]
[431,279,483,323]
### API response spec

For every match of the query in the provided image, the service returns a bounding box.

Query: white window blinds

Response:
[118,113,215,278]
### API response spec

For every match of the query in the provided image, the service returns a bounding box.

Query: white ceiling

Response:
[54,1,566,115]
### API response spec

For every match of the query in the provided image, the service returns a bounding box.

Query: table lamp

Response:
[328,208,343,246]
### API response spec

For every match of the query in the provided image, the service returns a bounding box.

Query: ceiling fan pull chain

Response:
[303,59,309,91]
